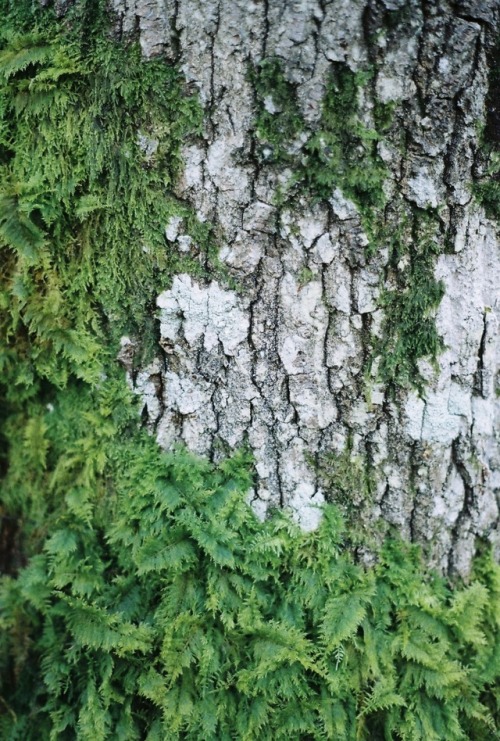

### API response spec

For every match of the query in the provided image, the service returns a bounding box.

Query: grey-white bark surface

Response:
[112,0,500,576]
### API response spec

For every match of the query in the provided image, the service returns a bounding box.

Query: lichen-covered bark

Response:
[113,0,499,575]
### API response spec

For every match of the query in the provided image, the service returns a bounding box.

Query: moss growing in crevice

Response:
[251,59,388,246]
[484,36,500,148]
[473,37,500,221]
[302,65,387,218]
[250,57,304,163]
[474,166,500,222]
[251,58,447,392]
[375,210,445,392]
[314,439,377,545]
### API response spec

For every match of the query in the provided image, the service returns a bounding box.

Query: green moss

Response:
[313,441,377,547]
[250,57,304,162]
[375,211,445,391]
[473,150,500,221]
[250,58,447,391]
[473,37,500,220]
[0,0,214,393]
[1,374,499,740]
[316,439,373,510]
[373,99,397,134]
[297,266,315,286]
[302,65,387,216]
[251,60,388,246]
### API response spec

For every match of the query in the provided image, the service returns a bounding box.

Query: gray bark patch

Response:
[119,0,500,575]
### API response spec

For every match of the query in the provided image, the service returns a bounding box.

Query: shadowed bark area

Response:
[107,0,500,576]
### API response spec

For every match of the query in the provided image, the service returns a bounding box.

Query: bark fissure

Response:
[474,310,489,397]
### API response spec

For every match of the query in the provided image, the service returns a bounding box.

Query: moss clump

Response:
[475,176,500,221]
[250,57,304,162]
[375,212,445,391]
[474,37,500,220]
[1,375,499,740]
[302,65,387,220]
[315,439,375,534]
[251,60,388,245]
[474,151,500,222]
[0,0,211,395]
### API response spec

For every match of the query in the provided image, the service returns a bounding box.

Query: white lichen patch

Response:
[152,272,339,529]
[158,275,249,354]
[137,131,159,160]
[406,167,441,209]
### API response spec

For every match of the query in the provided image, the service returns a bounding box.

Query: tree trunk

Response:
[112,0,500,577]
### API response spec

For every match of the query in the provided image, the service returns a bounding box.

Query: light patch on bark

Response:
[153,268,332,530]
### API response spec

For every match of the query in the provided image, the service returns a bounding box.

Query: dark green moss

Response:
[250,57,304,162]
[302,65,386,217]
[484,37,500,148]
[250,58,447,391]
[375,211,445,392]
[251,60,388,244]
[314,438,376,541]
[373,99,397,134]
[474,168,500,222]
[473,37,500,220]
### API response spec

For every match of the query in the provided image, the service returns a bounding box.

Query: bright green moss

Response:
[0,0,212,394]
[1,375,499,740]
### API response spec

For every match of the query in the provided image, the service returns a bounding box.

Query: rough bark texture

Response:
[111,0,500,576]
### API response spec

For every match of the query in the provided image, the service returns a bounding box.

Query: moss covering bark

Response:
[0,3,499,739]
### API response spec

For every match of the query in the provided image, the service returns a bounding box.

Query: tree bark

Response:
[111,0,500,576]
